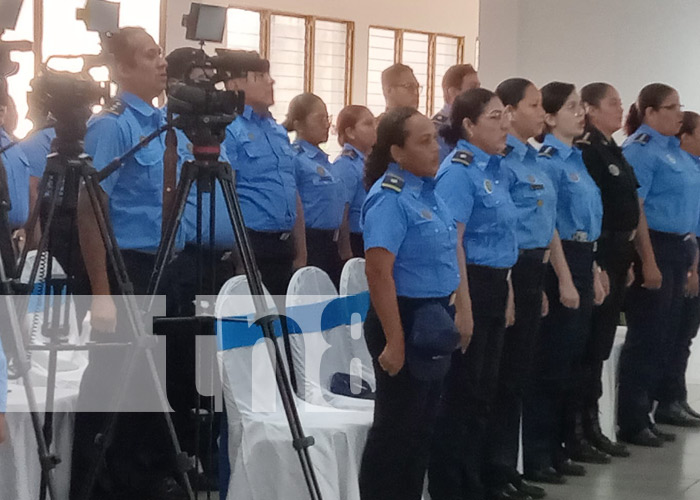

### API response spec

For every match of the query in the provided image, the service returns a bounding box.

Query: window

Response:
[366,27,464,117]
[4,0,161,138]
[225,7,354,156]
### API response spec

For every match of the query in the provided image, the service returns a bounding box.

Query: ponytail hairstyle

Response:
[624,83,675,136]
[536,81,576,142]
[364,107,421,189]
[283,92,324,132]
[677,111,700,139]
[440,87,497,148]
[336,104,371,146]
[580,82,613,128]
[495,78,533,108]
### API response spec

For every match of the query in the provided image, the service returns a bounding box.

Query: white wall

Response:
[479,0,700,116]
[164,0,480,106]
[479,0,700,383]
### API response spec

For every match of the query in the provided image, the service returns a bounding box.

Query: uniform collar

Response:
[584,126,615,147]
[506,134,535,161]
[295,139,328,160]
[119,92,159,118]
[636,123,679,148]
[387,162,435,192]
[543,133,578,160]
[242,104,273,122]
[456,138,496,171]
[342,143,365,160]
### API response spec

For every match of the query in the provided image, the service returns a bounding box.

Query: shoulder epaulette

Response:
[381,172,405,193]
[538,145,556,158]
[633,133,651,145]
[575,132,591,146]
[432,113,447,124]
[103,99,126,116]
[291,143,303,154]
[501,145,514,157]
[451,150,474,167]
[341,148,358,160]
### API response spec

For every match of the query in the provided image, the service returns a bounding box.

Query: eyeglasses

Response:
[660,104,684,112]
[392,82,423,94]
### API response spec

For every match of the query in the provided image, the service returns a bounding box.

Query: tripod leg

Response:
[218,173,323,500]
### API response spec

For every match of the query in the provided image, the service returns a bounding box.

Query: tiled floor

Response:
[212,386,700,500]
[540,384,700,500]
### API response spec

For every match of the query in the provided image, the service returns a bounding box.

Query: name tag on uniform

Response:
[529,183,544,190]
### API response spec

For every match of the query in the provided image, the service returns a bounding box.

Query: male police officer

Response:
[381,63,421,113]
[72,27,188,500]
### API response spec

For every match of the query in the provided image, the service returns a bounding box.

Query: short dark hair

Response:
[624,83,676,136]
[538,81,576,140]
[678,111,700,139]
[381,63,414,89]
[442,64,477,94]
[364,107,420,189]
[106,27,150,68]
[495,78,534,108]
[440,88,497,148]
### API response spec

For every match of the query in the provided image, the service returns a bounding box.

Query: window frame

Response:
[227,5,355,107]
[368,25,465,116]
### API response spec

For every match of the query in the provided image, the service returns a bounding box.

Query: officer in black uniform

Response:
[574,82,645,458]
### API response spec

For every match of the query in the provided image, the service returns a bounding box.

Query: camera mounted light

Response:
[182,3,227,44]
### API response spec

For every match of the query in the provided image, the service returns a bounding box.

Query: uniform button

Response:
[496,201,500,205]
[435,228,439,233]
[495,180,499,184]
[433,206,438,210]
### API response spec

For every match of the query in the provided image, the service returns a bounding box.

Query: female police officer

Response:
[285,93,347,286]
[482,78,555,500]
[332,104,377,258]
[617,84,700,446]
[523,82,606,484]
[574,83,645,458]
[358,107,464,500]
[428,88,519,500]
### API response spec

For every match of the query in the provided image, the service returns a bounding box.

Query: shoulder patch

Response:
[451,150,474,167]
[501,144,514,157]
[633,133,651,145]
[432,113,447,124]
[341,148,358,160]
[103,98,126,116]
[381,172,405,193]
[538,145,556,158]
[575,132,591,146]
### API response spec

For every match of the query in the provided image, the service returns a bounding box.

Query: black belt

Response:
[305,227,340,242]
[648,229,692,243]
[466,264,511,281]
[247,228,292,241]
[600,229,636,242]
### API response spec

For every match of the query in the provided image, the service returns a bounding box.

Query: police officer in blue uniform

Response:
[0,99,30,232]
[72,27,189,500]
[523,83,606,484]
[217,50,305,297]
[663,111,700,424]
[618,85,700,447]
[358,106,463,500]
[575,83,643,458]
[432,64,480,163]
[428,88,519,500]
[483,78,554,500]
[285,93,346,286]
[332,104,377,258]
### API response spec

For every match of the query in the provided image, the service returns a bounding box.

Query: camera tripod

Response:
[145,135,324,500]
[15,130,195,500]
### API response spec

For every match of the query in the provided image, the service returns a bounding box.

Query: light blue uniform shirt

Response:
[362,162,460,298]
[623,124,700,235]
[0,335,6,412]
[84,92,185,252]
[21,127,56,178]
[502,134,557,250]
[331,143,366,234]
[0,128,30,228]
[292,139,345,230]
[223,105,297,232]
[537,134,602,242]
[436,139,519,269]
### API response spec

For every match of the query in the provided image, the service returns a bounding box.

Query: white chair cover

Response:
[217,276,371,500]
[286,267,373,410]
[338,258,375,392]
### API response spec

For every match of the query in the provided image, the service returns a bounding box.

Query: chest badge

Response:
[608,164,620,176]
[537,200,544,207]
[317,166,326,176]
[484,179,494,194]
[421,209,433,220]
[248,133,255,140]
[667,154,677,164]
[187,143,194,153]
[527,174,536,183]
[569,172,580,182]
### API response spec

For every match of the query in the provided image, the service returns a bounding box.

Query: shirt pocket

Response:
[132,143,163,195]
